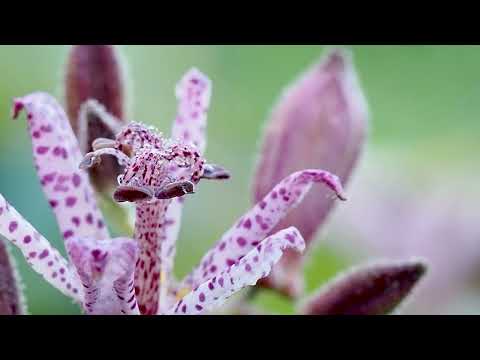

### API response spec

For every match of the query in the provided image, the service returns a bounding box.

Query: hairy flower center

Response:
[80,121,229,204]
[116,142,204,201]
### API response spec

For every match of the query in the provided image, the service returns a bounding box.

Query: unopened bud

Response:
[65,45,127,193]
[254,48,369,297]
[299,259,427,315]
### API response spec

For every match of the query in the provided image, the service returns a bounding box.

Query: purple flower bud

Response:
[299,259,427,315]
[65,45,127,192]
[253,48,369,297]
[0,239,25,315]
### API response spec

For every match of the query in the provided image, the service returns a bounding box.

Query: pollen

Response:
[160,270,167,284]
[176,287,191,301]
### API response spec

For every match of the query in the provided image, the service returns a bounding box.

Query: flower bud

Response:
[253,48,369,297]
[65,45,127,192]
[299,259,427,315]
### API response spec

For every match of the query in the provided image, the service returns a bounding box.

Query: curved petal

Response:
[167,227,305,315]
[65,236,139,315]
[0,194,81,302]
[181,169,345,290]
[253,49,368,297]
[12,92,109,242]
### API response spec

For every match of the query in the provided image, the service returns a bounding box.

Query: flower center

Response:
[80,122,230,203]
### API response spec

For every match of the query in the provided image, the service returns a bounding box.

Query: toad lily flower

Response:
[0,66,346,315]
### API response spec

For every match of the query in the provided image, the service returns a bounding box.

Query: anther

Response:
[92,138,117,151]
[113,185,154,203]
[155,180,195,200]
[201,164,231,180]
[79,148,131,170]
[79,152,102,170]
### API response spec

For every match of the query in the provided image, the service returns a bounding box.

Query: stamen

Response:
[201,163,231,180]
[79,152,102,169]
[79,148,131,170]
[113,185,154,203]
[92,137,117,151]
[155,181,195,200]
[77,99,124,155]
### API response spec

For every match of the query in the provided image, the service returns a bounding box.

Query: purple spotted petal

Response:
[156,69,212,312]
[172,67,211,153]
[0,193,82,302]
[181,169,345,290]
[169,227,305,315]
[12,92,109,242]
[299,259,427,315]
[0,238,25,315]
[65,45,127,192]
[253,49,368,297]
[65,236,139,315]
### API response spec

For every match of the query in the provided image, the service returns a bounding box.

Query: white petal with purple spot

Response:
[12,93,109,242]
[181,169,345,289]
[0,194,82,302]
[168,227,305,315]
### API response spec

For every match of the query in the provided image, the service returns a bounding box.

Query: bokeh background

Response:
[0,45,478,314]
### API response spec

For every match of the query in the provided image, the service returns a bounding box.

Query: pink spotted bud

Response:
[0,239,25,315]
[65,45,127,192]
[299,259,427,315]
[254,48,369,298]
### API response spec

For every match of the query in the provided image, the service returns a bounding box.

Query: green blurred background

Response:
[0,45,478,314]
